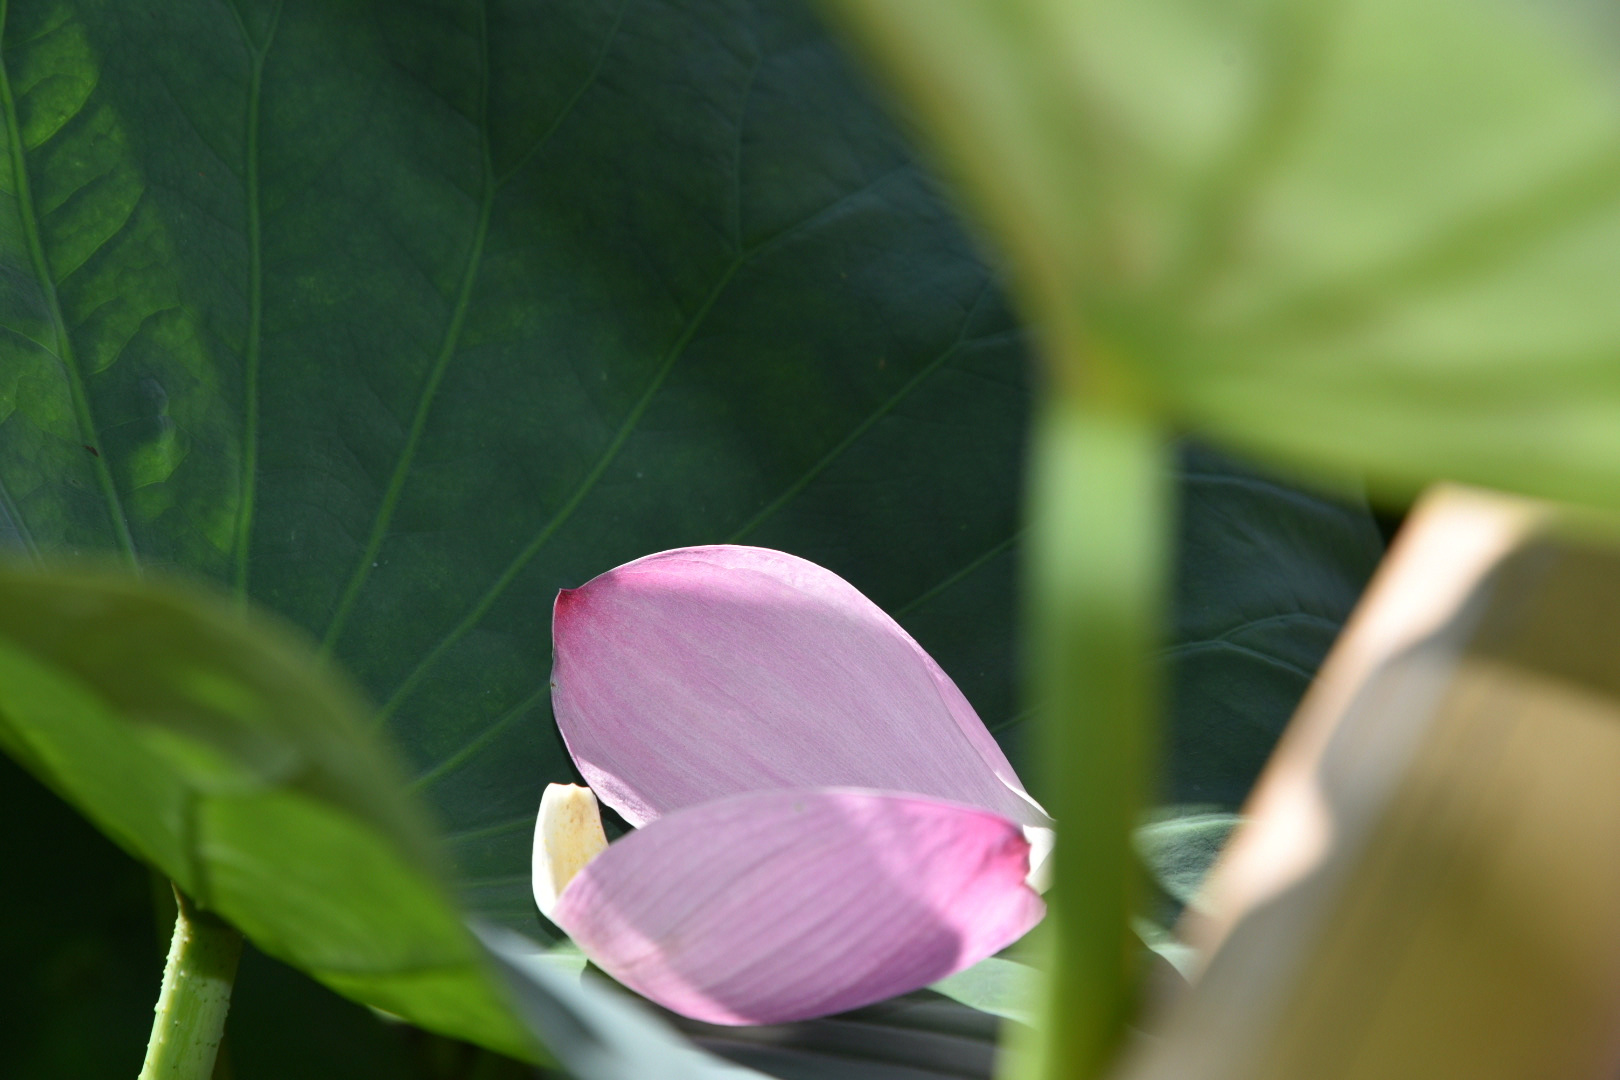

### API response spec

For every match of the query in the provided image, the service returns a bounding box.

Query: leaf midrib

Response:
[230,0,284,599]
[228,0,285,595]
[492,0,628,190]
[321,0,631,655]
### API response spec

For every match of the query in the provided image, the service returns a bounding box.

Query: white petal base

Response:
[533,783,609,921]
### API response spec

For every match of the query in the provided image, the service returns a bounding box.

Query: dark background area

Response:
[0,751,428,1078]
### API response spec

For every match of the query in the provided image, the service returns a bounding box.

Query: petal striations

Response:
[551,546,1048,829]
[549,788,1044,1025]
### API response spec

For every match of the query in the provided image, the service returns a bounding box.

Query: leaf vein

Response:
[494,0,629,189]
[409,683,548,793]
[895,526,1022,618]
[48,185,144,289]
[1158,638,1315,681]
[728,283,1011,544]
[0,468,40,559]
[321,0,494,653]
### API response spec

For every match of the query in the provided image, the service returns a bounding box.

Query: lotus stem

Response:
[138,886,243,1080]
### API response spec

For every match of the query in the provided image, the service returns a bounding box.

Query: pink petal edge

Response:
[548,787,1045,1025]
[551,546,1050,830]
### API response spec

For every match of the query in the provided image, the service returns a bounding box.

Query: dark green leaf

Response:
[675,994,1005,1080]
[1166,444,1383,808]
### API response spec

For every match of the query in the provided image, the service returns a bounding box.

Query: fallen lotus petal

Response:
[551,546,1051,837]
[546,787,1044,1026]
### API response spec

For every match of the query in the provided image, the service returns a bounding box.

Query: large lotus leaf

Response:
[0,0,1379,1060]
[820,0,1620,511]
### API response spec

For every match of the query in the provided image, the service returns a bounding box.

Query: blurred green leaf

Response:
[0,752,432,1080]
[487,924,1020,1080]
[819,0,1620,508]
[0,568,529,1058]
[480,925,769,1080]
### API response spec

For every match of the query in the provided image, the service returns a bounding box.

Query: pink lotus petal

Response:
[549,788,1044,1025]
[551,546,1048,830]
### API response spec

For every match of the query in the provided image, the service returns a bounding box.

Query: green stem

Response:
[1023,402,1168,1080]
[139,887,244,1080]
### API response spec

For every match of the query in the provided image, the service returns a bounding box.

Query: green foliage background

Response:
[0,0,1388,1074]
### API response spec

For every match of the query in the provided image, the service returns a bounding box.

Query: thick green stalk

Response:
[1018,403,1168,1080]
[139,888,244,1080]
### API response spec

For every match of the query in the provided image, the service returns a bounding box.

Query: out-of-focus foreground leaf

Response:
[0,750,418,1079]
[0,568,529,1058]
[819,0,1620,509]
[480,926,767,1080]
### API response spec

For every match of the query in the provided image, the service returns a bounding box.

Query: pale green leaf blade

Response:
[821,0,1620,507]
[0,567,530,1058]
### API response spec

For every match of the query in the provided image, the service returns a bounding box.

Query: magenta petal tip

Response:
[550,546,1050,830]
